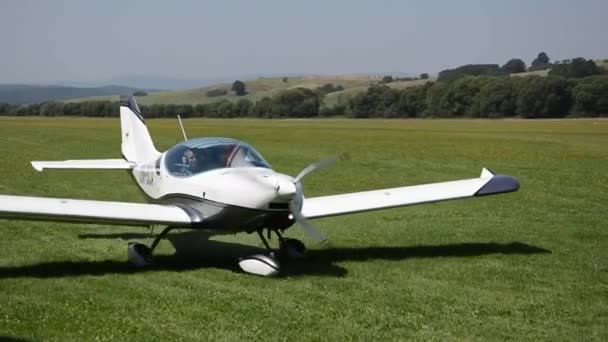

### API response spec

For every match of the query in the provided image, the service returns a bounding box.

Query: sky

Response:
[1,0,607,84]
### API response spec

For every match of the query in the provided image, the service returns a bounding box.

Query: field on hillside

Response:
[65,75,428,107]
[0,118,606,341]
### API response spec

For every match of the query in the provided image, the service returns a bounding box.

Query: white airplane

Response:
[0,96,520,276]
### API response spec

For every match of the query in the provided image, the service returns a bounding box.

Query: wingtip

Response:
[480,168,495,178]
[31,162,44,172]
[475,174,520,196]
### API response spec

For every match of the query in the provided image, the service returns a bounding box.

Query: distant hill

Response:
[0,84,158,105]
[66,75,429,108]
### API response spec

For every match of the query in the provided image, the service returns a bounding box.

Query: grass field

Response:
[0,118,606,341]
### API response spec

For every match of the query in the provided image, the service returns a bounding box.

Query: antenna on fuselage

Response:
[177,114,188,141]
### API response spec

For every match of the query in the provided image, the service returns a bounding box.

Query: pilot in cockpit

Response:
[181,149,200,175]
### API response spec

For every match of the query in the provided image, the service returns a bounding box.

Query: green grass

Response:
[0,118,606,341]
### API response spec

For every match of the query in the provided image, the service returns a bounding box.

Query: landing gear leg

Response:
[128,226,174,267]
[257,229,275,256]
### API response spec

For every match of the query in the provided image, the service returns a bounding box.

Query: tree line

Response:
[345,55,606,118]
[347,75,607,118]
[1,75,606,118]
[0,55,605,118]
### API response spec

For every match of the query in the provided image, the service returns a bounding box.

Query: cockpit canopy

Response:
[165,137,271,177]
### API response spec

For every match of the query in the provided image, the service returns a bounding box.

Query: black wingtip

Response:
[475,175,520,196]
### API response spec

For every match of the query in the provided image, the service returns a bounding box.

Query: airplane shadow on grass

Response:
[0,230,551,279]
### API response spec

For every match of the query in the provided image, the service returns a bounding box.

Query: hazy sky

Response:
[1,0,606,84]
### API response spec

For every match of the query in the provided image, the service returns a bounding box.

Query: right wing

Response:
[31,159,135,172]
[0,195,199,227]
[301,168,519,219]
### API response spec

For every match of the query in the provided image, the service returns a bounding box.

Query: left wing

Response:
[301,168,519,219]
[0,195,198,226]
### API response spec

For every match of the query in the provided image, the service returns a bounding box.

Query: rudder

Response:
[120,95,159,163]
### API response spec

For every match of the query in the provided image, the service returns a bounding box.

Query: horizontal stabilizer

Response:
[31,159,135,172]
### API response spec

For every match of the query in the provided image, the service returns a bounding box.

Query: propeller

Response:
[288,154,347,243]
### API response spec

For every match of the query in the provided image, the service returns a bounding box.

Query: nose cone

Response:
[276,179,296,199]
[275,174,297,200]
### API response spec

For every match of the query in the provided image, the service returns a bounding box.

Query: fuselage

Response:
[131,137,298,233]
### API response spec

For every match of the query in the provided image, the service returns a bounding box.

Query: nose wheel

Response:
[280,238,307,259]
[238,229,308,277]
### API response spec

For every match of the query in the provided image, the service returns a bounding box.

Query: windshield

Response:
[165,138,271,177]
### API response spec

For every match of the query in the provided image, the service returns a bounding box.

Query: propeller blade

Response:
[291,209,327,243]
[294,154,346,183]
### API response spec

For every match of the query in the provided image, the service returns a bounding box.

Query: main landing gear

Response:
[127,225,306,277]
[238,229,307,277]
[127,226,174,267]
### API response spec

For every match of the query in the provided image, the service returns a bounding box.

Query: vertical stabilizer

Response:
[120,95,159,163]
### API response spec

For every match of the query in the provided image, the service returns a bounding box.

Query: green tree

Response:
[217,101,234,118]
[234,99,253,116]
[420,73,429,80]
[471,77,516,117]
[271,88,320,117]
[532,52,550,66]
[515,76,572,118]
[395,83,430,117]
[349,85,398,118]
[438,64,502,81]
[40,102,64,117]
[381,75,394,84]
[572,76,608,116]
[437,76,492,117]
[549,58,601,78]
[501,58,526,74]
[252,97,273,117]
[231,80,247,96]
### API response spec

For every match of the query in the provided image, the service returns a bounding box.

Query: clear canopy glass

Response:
[165,137,271,177]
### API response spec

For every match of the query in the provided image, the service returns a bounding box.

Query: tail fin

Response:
[120,95,159,163]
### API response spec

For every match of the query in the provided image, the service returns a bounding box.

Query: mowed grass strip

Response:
[0,118,606,341]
